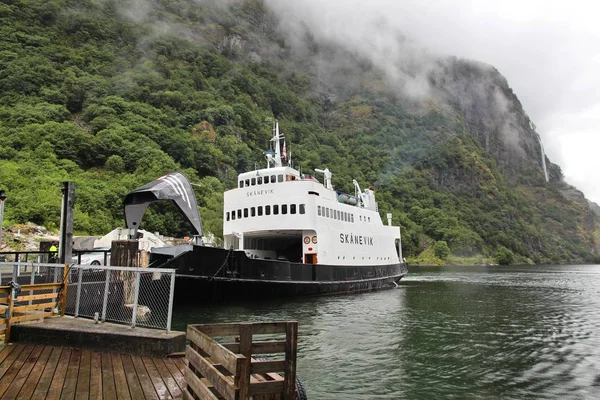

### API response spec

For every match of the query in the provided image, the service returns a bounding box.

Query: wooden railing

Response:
[0,268,68,343]
[185,321,298,400]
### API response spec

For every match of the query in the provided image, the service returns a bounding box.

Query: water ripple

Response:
[173,265,600,399]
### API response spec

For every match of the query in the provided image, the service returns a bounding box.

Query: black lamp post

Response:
[0,190,6,249]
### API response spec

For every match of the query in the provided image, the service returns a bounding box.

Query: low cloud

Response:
[265,0,600,202]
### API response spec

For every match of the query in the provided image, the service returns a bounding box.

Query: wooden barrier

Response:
[184,321,298,400]
[0,267,68,343]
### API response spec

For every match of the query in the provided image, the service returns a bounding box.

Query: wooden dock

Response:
[0,343,187,399]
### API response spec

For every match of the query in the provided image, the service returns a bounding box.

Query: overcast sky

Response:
[268,0,600,203]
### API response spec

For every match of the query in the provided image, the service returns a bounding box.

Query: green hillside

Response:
[0,0,598,264]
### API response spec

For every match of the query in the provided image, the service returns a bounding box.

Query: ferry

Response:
[145,122,407,301]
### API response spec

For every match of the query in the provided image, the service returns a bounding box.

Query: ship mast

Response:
[264,120,284,169]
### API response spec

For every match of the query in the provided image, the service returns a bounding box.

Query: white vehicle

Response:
[72,247,111,266]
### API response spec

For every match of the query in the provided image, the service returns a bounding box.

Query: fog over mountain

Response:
[265,0,600,203]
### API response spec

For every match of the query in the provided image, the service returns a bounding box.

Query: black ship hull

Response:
[151,245,408,303]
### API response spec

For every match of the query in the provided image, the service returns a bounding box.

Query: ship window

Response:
[330,208,334,218]
[368,217,371,222]
[251,207,256,217]
[226,212,230,221]
[317,205,321,216]
[244,208,248,218]
[282,204,288,214]
[258,206,263,216]
[237,209,242,219]
[271,175,276,183]
[325,208,329,218]
[351,214,354,223]
[257,177,263,184]
[273,205,279,215]
[251,178,256,186]
[231,211,236,220]
[291,204,297,214]
[245,179,250,187]
[343,212,346,222]
[300,204,305,214]
[266,205,271,215]
[278,174,284,183]
[337,210,341,220]
[239,181,244,188]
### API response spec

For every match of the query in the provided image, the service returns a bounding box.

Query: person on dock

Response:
[49,243,58,263]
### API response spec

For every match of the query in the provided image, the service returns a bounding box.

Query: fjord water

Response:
[172,265,600,399]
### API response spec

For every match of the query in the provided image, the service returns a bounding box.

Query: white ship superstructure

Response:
[223,122,403,267]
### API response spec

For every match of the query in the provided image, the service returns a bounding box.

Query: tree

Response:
[494,246,514,265]
[433,240,450,260]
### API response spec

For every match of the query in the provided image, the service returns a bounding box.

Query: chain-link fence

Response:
[0,262,176,332]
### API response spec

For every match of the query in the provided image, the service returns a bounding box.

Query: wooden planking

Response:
[184,368,219,400]
[1,344,44,400]
[0,345,16,366]
[11,311,54,323]
[13,301,57,313]
[252,341,286,354]
[237,323,252,400]
[248,380,285,396]
[0,344,27,381]
[222,340,287,355]
[250,322,289,335]
[131,355,159,400]
[193,324,240,337]
[0,344,35,397]
[187,327,241,374]
[151,358,183,399]
[162,358,187,393]
[12,345,53,399]
[33,347,65,400]
[16,292,59,302]
[171,357,187,375]
[250,360,286,374]
[19,283,63,291]
[193,322,289,336]
[60,348,82,400]
[283,321,298,400]
[75,349,91,400]
[100,352,116,400]
[0,345,190,400]
[142,356,172,400]
[186,345,237,400]
[89,351,103,400]
[120,354,145,400]
[110,353,131,400]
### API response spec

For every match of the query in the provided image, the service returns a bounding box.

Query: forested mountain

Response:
[1,0,598,264]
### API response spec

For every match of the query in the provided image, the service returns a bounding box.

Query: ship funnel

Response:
[387,213,393,226]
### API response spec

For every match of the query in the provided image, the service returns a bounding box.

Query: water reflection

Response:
[173,265,600,399]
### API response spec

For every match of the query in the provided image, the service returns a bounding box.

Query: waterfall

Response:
[537,134,549,182]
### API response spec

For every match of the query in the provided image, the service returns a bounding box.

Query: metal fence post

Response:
[29,265,35,306]
[131,272,141,328]
[166,270,176,333]
[74,267,83,317]
[101,269,110,322]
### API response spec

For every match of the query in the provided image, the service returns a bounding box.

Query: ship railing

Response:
[0,262,176,333]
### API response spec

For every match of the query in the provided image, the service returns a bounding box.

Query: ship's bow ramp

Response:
[124,172,203,239]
